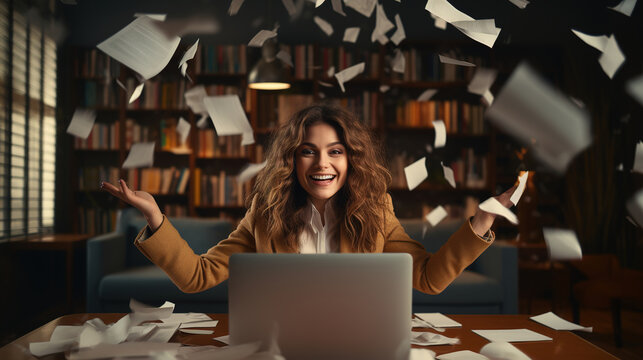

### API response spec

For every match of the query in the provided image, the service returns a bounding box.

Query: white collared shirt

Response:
[298,200,340,253]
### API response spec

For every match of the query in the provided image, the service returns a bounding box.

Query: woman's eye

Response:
[301,148,315,155]
[330,149,344,155]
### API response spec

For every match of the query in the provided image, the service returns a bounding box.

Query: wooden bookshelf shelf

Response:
[387,80,468,89]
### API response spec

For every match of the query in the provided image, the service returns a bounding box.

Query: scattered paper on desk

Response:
[203,95,254,145]
[530,312,592,332]
[479,197,518,224]
[416,313,462,328]
[411,348,436,360]
[180,320,219,328]
[439,54,476,67]
[508,0,530,9]
[626,188,643,227]
[248,29,277,47]
[176,117,191,144]
[229,0,245,15]
[473,329,552,342]
[344,0,377,17]
[66,109,96,139]
[30,339,77,357]
[433,120,446,148]
[437,350,489,360]
[599,35,625,79]
[486,62,591,174]
[371,2,394,43]
[571,29,608,52]
[392,49,406,74]
[185,85,208,114]
[480,342,531,360]
[405,157,428,191]
[161,313,214,326]
[180,329,214,335]
[441,162,456,188]
[343,27,360,43]
[238,161,267,184]
[626,73,643,106]
[426,206,448,227]
[214,334,230,344]
[411,331,460,346]
[129,82,144,104]
[543,228,582,261]
[69,342,181,360]
[425,0,501,48]
[97,15,180,80]
[122,142,155,169]
[510,171,529,205]
[609,0,638,16]
[276,49,293,67]
[335,62,365,92]
[179,39,199,76]
[418,89,438,102]
[314,16,334,36]
[134,13,167,21]
[391,14,406,45]
[129,299,175,319]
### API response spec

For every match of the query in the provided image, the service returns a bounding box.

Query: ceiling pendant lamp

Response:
[248,38,291,90]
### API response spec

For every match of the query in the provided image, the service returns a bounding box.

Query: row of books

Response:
[78,207,117,235]
[391,50,482,82]
[74,121,120,150]
[280,44,315,80]
[193,168,250,207]
[325,91,380,129]
[318,46,380,79]
[125,167,190,195]
[197,131,250,158]
[194,44,247,74]
[127,78,188,109]
[73,49,118,78]
[124,118,160,148]
[79,80,119,108]
[389,149,488,189]
[162,204,188,217]
[78,166,120,191]
[391,100,486,134]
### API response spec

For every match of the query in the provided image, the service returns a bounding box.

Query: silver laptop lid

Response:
[229,253,412,360]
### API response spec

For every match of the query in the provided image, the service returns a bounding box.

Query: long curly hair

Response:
[248,104,392,252]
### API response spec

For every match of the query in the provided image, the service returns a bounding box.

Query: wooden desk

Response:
[0,313,616,360]
[9,234,90,313]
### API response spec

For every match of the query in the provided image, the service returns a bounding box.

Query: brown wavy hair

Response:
[248,104,392,252]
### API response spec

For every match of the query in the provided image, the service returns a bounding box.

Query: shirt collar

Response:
[306,197,337,234]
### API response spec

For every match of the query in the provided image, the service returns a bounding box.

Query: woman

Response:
[101,104,514,294]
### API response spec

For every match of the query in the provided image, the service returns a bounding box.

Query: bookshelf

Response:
[68,41,518,235]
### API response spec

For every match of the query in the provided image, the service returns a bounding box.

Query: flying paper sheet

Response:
[598,34,625,79]
[416,313,462,328]
[97,16,180,80]
[626,73,643,106]
[276,49,293,67]
[634,141,643,173]
[626,188,643,227]
[327,66,336,78]
[530,312,592,332]
[391,14,406,45]
[66,109,96,139]
[479,197,518,224]
[472,329,552,342]
[418,89,438,101]
[122,142,155,169]
[343,27,360,43]
[238,161,267,184]
[371,2,394,43]
[129,82,144,104]
[185,85,208,114]
[203,95,254,145]
[313,16,334,36]
[133,13,167,21]
[196,114,209,129]
[543,228,582,261]
[433,120,446,148]
[392,49,406,74]
[380,85,390,93]
[482,90,494,106]
[609,0,638,16]
[176,117,191,144]
[480,342,531,360]
[425,0,502,48]
[282,0,298,15]
[316,0,325,7]
[179,39,199,76]
[439,54,475,67]
[441,162,456,188]
[248,30,277,47]
[344,0,377,17]
[229,0,245,15]
[431,13,447,30]
[334,62,365,92]
[510,171,529,205]
[507,0,530,9]
[571,29,609,52]
[425,206,448,226]
[405,157,428,191]
[411,331,460,346]
[437,350,490,360]
[485,62,591,174]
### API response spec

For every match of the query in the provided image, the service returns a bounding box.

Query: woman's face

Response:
[295,122,348,211]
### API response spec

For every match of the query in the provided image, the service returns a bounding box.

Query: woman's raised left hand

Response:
[470,185,517,238]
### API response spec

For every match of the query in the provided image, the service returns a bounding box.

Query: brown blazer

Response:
[135,194,493,295]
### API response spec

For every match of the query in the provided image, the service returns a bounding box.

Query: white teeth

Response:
[311,175,335,180]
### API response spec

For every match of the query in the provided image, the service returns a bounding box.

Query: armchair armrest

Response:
[473,241,518,314]
[86,232,126,312]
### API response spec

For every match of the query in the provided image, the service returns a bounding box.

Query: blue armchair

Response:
[87,211,517,314]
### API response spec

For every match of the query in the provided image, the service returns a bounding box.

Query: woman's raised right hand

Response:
[100,179,164,231]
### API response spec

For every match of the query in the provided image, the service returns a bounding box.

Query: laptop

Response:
[228,253,412,360]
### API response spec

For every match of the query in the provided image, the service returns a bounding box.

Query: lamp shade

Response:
[248,39,290,90]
